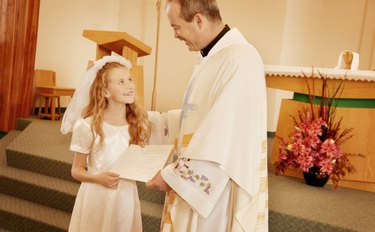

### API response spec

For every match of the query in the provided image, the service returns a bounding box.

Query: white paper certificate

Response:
[111,144,173,182]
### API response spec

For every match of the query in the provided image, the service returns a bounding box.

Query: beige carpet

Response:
[269,173,375,231]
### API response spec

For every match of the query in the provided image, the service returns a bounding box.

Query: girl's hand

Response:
[93,171,121,189]
[71,153,120,189]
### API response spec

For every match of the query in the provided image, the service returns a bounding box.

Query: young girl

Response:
[61,55,152,232]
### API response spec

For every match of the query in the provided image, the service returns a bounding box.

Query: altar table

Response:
[35,86,75,120]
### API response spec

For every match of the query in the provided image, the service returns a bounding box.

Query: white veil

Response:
[60,54,132,134]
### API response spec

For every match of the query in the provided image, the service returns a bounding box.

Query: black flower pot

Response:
[303,167,330,187]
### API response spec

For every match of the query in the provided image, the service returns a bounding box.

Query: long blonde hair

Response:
[82,62,152,146]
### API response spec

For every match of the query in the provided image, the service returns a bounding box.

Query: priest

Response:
[146,0,268,231]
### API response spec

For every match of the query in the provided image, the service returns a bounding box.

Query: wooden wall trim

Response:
[0,0,40,132]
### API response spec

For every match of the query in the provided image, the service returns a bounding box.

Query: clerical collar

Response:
[200,24,230,57]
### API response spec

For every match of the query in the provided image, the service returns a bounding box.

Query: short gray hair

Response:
[168,0,222,23]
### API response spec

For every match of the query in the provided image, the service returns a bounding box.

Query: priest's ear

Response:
[193,13,204,29]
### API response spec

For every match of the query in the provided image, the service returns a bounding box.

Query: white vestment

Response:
[160,28,268,232]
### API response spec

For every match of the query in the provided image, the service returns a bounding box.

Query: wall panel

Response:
[0,0,40,132]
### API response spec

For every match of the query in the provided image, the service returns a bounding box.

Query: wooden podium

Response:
[265,65,375,192]
[83,30,152,106]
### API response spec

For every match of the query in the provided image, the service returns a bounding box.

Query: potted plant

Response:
[274,71,359,188]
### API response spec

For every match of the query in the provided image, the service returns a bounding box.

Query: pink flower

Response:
[304,135,321,149]
[298,123,308,133]
[320,139,338,158]
[291,141,306,156]
[278,148,288,161]
[277,116,349,176]
[275,76,356,188]
[296,154,313,172]
[309,150,320,159]
[318,159,334,175]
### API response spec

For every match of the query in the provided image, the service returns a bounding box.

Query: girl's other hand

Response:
[94,171,121,189]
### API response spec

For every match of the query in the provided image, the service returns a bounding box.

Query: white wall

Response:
[35,0,121,105]
[359,0,375,70]
[35,0,375,131]
[117,0,197,112]
[280,0,367,67]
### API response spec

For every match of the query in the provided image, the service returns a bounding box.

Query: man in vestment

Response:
[146,0,268,231]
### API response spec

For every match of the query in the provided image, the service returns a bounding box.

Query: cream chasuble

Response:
[160,28,268,232]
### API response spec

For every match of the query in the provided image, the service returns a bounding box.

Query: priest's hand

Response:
[146,170,171,192]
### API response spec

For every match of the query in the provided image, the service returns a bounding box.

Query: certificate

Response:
[111,144,174,182]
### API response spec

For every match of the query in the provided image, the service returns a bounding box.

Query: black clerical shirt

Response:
[200,24,230,57]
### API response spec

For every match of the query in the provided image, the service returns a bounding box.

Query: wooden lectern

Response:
[82,30,152,106]
[265,65,375,192]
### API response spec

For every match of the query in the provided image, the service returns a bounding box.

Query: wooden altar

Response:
[82,30,152,106]
[265,65,375,192]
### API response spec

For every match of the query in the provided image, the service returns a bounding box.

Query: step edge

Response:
[0,193,70,229]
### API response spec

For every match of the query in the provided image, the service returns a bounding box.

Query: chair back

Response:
[34,69,56,87]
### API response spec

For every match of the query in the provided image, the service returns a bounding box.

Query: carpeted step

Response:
[5,120,166,204]
[1,128,163,230]
[0,163,165,210]
[0,131,22,167]
[0,166,164,225]
[140,200,163,232]
[5,148,74,182]
[137,182,165,231]
[6,119,74,182]
[137,181,165,205]
[1,119,165,231]
[15,118,34,131]
[0,166,79,213]
[0,193,70,232]
[0,166,164,231]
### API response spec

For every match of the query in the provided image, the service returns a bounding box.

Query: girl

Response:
[61,55,152,232]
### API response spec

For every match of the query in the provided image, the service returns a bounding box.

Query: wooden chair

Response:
[34,69,75,120]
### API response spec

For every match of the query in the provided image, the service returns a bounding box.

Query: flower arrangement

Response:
[274,71,357,188]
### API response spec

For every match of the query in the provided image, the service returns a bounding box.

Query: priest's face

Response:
[166,2,202,51]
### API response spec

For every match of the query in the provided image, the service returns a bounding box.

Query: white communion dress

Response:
[68,117,142,232]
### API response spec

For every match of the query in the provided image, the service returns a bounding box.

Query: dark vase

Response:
[303,166,330,187]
